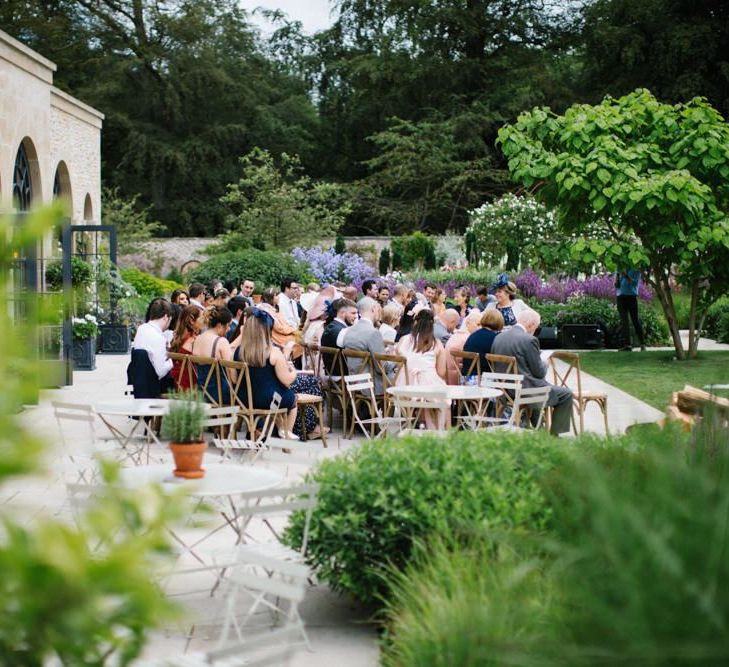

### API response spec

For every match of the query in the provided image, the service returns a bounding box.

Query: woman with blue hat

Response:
[485,273,529,328]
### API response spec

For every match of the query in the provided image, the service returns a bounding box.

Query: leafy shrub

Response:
[45,256,93,289]
[120,268,184,298]
[391,232,436,271]
[434,232,466,268]
[705,297,729,344]
[188,250,308,290]
[379,247,391,275]
[536,296,669,347]
[285,431,570,606]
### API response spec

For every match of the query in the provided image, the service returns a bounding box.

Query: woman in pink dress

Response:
[395,308,450,430]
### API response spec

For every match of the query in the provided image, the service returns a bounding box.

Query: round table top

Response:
[94,398,173,417]
[118,463,283,497]
[387,384,502,400]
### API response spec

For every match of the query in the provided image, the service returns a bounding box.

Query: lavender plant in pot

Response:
[161,390,208,479]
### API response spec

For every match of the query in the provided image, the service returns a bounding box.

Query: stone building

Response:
[0,28,103,272]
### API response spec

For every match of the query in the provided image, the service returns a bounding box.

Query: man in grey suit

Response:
[490,309,573,435]
[344,297,395,394]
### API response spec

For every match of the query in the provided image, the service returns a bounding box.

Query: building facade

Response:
[0,28,103,230]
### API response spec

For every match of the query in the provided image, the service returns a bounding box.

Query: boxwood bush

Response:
[284,431,570,606]
[535,296,669,347]
[187,249,308,290]
[120,268,184,298]
[705,297,729,344]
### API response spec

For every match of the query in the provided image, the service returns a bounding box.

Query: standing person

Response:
[239,278,256,307]
[188,283,207,311]
[490,309,573,436]
[615,268,646,351]
[395,309,450,430]
[278,277,302,328]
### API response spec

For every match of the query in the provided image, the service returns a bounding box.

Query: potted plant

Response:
[71,314,99,370]
[161,391,208,479]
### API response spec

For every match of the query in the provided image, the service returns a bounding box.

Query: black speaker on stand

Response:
[560,324,605,349]
[536,326,560,349]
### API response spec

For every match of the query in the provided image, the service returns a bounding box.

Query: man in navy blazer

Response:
[490,309,573,435]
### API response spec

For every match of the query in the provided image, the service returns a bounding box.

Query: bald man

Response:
[433,309,460,345]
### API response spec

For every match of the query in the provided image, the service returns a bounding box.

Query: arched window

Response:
[13,143,33,211]
[83,193,93,222]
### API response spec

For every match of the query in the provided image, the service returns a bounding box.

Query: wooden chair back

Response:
[373,352,408,415]
[187,354,224,405]
[167,351,196,391]
[449,349,481,383]
[319,345,347,378]
[302,342,321,375]
[549,351,583,396]
[486,353,518,375]
[342,348,373,378]
[318,345,350,434]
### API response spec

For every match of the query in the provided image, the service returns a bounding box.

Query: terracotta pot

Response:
[169,441,207,479]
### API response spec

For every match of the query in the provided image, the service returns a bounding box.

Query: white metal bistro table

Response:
[387,384,502,429]
[118,463,283,569]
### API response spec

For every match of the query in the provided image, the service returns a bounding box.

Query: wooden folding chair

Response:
[187,354,225,406]
[167,351,197,391]
[219,359,288,453]
[450,349,481,384]
[550,351,609,434]
[301,342,320,374]
[318,345,350,436]
[373,352,408,417]
[485,353,518,375]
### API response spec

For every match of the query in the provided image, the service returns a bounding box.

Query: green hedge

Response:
[535,296,669,347]
[284,431,570,606]
[187,250,308,290]
[120,268,184,298]
[45,257,94,289]
[705,297,729,344]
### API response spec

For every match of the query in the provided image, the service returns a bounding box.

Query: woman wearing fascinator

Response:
[302,286,337,349]
[484,273,529,328]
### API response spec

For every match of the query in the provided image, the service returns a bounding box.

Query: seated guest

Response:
[191,306,233,404]
[239,278,256,308]
[320,298,357,374]
[377,286,392,308]
[394,284,419,341]
[223,280,238,297]
[213,288,230,308]
[485,273,529,327]
[128,299,174,398]
[344,297,395,394]
[446,286,472,323]
[236,308,299,441]
[226,295,247,342]
[204,289,215,308]
[433,309,460,346]
[475,286,496,312]
[423,282,437,308]
[379,303,401,345]
[302,286,337,371]
[170,305,205,390]
[170,289,189,306]
[278,277,302,328]
[360,279,379,302]
[463,309,505,376]
[395,309,449,430]
[444,309,482,385]
[490,309,572,435]
[431,288,446,318]
[188,283,207,311]
[258,287,303,364]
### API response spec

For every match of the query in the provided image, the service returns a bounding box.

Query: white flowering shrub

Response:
[435,233,467,268]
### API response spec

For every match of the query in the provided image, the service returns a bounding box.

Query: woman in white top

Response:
[395,309,450,430]
[485,274,529,327]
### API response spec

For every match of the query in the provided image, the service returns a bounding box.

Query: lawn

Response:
[579,350,729,410]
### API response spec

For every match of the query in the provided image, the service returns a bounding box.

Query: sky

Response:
[238,0,336,35]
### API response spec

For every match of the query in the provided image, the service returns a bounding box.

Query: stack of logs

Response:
[665,385,729,430]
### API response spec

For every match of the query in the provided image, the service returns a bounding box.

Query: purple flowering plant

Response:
[515,268,653,303]
[291,247,377,288]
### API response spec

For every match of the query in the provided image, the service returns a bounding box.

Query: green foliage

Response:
[406,268,498,290]
[498,89,729,358]
[120,268,184,299]
[219,148,349,251]
[423,243,437,270]
[0,207,181,664]
[102,187,164,256]
[189,249,308,290]
[45,256,93,290]
[161,391,207,443]
[536,296,669,347]
[705,297,729,344]
[72,314,99,340]
[378,247,391,275]
[284,431,569,606]
[391,246,404,272]
[390,232,436,272]
[334,233,346,255]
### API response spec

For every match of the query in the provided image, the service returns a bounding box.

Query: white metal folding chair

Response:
[511,386,552,430]
[136,625,300,666]
[457,372,523,430]
[388,387,450,436]
[343,373,403,439]
[255,437,325,479]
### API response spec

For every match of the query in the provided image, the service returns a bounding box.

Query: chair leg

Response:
[578,399,585,434]
[316,402,327,447]
[602,398,609,435]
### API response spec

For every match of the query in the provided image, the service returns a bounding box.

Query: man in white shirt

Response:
[278,277,302,328]
[132,300,174,380]
[188,283,207,311]
[239,278,255,308]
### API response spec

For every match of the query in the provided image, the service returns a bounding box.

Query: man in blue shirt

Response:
[615,268,646,351]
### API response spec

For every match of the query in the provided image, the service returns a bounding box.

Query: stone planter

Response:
[72,338,96,371]
[99,324,130,354]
